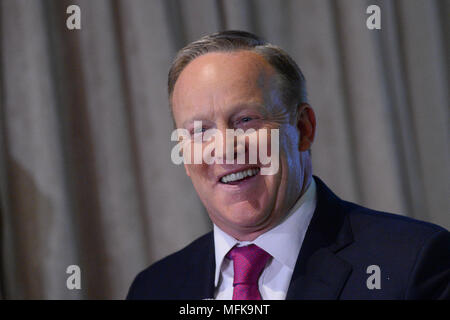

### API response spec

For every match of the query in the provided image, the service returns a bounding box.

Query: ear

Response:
[296,103,316,151]
[184,163,191,177]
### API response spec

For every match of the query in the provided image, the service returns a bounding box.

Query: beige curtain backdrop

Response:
[0,0,448,299]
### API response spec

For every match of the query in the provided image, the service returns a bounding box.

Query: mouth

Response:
[219,167,261,185]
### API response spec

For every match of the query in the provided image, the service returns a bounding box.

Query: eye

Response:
[192,127,206,134]
[241,117,253,123]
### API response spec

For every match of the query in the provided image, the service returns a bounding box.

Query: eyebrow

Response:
[181,101,268,128]
[182,116,210,128]
[229,101,267,112]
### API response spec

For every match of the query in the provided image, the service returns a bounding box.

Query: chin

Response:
[221,201,273,228]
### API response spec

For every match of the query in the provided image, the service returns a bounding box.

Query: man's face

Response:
[172,51,314,241]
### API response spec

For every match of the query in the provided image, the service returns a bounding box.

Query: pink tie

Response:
[226,244,271,300]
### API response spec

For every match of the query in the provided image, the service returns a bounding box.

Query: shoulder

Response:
[338,200,449,299]
[313,176,448,248]
[126,231,213,300]
[342,199,447,246]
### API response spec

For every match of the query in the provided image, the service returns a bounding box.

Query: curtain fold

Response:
[0,0,448,299]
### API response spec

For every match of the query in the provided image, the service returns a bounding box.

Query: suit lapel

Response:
[286,176,354,299]
[179,232,216,299]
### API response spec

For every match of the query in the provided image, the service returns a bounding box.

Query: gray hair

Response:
[168,30,308,115]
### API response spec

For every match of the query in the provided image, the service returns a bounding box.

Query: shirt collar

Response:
[213,178,317,286]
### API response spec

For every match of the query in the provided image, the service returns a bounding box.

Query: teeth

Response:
[220,168,260,184]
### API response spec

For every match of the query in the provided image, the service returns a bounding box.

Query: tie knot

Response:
[227,244,271,285]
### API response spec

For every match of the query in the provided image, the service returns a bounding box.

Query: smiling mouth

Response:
[219,167,260,184]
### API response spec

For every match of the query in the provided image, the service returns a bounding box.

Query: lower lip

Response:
[218,171,261,189]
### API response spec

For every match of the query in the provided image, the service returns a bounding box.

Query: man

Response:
[127,31,449,300]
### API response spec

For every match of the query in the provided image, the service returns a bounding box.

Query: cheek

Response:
[261,154,292,218]
[280,125,301,167]
[186,164,212,185]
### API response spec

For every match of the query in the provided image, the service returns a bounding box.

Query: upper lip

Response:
[216,165,260,182]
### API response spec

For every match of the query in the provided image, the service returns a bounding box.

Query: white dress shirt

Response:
[213,179,317,300]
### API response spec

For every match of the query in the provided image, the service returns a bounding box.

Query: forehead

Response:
[171,51,278,122]
[176,50,275,87]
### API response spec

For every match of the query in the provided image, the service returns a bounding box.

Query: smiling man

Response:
[127,31,449,300]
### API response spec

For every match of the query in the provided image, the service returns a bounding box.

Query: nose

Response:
[208,126,251,165]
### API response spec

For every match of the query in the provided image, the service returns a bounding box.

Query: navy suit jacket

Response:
[127,177,450,299]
